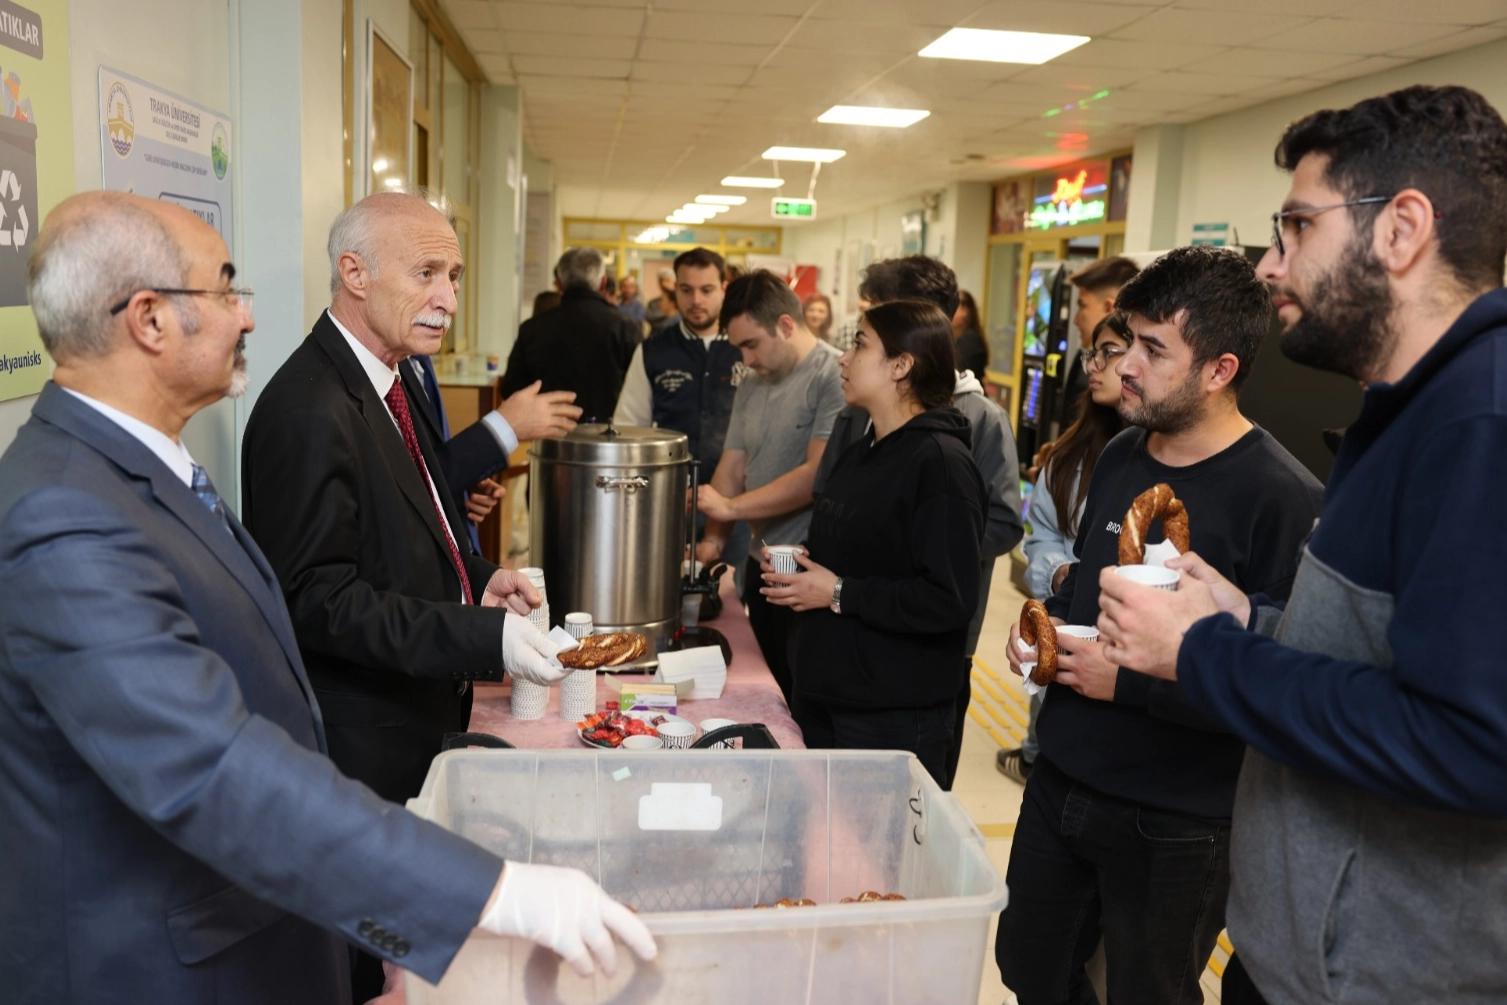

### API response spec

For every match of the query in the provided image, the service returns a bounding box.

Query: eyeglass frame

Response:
[1080,344,1128,373]
[108,286,254,316]
[1270,195,1446,258]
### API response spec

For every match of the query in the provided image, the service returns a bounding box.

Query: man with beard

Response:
[1097,86,1507,1005]
[994,246,1323,1005]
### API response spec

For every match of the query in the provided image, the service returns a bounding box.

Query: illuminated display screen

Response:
[772,198,817,218]
[1028,161,1109,230]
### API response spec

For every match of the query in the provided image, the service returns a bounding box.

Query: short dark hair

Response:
[719,269,802,335]
[859,255,959,317]
[1275,85,1507,292]
[1069,256,1140,295]
[673,246,726,283]
[1112,246,1270,391]
[862,299,957,410]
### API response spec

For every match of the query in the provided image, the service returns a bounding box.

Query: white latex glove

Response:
[481,862,658,977]
[503,612,568,686]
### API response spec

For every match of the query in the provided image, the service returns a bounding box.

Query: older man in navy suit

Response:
[0,192,654,1004]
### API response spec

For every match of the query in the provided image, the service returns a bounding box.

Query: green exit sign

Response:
[772,197,817,219]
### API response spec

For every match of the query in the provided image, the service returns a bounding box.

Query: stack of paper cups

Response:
[520,567,550,635]
[559,613,596,720]
[510,679,549,720]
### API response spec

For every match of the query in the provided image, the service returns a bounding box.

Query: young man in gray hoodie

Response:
[811,255,1024,789]
[1098,85,1507,1005]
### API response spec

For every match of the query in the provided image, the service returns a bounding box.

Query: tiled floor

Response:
[960,568,1225,1005]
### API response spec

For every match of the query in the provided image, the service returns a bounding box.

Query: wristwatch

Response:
[830,577,844,614]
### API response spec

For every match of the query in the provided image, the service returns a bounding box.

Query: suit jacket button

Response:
[382,933,399,951]
[358,920,375,937]
[393,940,410,958]
[369,925,386,943]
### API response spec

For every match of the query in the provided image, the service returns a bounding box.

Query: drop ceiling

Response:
[440,0,1507,224]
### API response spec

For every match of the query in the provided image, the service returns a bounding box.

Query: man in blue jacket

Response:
[1098,85,1507,1005]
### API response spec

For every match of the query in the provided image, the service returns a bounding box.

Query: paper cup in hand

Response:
[767,545,802,577]
[1113,565,1181,591]
[1058,625,1099,642]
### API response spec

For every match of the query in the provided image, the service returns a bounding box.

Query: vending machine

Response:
[1015,262,1075,462]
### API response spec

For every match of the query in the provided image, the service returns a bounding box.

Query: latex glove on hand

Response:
[481,862,658,977]
[503,612,568,686]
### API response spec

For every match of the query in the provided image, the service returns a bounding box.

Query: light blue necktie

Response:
[191,464,231,531]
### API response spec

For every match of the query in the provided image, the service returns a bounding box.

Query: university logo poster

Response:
[0,0,71,404]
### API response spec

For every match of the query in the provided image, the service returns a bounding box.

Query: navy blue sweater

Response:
[1181,288,1507,817]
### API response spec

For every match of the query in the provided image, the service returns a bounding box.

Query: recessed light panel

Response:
[762,146,847,163]
[817,106,931,128]
[919,28,1089,65]
[696,194,747,205]
[722,176,785,188]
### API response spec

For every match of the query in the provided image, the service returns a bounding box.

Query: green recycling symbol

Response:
[0,169,29,249]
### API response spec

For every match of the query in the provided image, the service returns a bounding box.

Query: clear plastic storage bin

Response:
[405,749,1008,1005]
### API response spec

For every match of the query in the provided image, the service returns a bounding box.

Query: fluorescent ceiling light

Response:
[667,213,711,223]
[685,203,729,214]
[722,176,785,188]
[696,194,747,205]
[818,105,931,128]
[919,28,1089,65]
[762,146,846,163]
[674,207,718,219]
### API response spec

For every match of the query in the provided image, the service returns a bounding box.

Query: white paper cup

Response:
[1058,625,1099,642]
[565,613,594,640]
[559,669,597,720]
[509,680,549,720]
[699,717,738,749]
[1113,565,1181,592]
[657,720,696,749]
[682,592,702,628]
[767,545,802,577]
[622,735,663,751]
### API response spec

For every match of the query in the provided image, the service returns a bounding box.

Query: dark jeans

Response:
[997,757,1230,1005]
[793,694,954,787]
[1221,954,1271,1005]
[744,556,795,703]
[945,658,970,790]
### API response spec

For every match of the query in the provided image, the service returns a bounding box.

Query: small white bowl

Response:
[1113,565,1181,591]
[699,718,738,749]
[622,735,664,751]
[656,721,696,749]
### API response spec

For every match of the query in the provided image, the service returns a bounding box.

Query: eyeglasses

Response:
[108,287,255,316]
[1080,345,1127,373]
[1269,197,1397,258]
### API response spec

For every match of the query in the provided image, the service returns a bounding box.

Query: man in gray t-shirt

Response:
[696,272,845,702]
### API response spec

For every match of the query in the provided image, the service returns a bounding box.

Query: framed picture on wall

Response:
[366,21,412,197]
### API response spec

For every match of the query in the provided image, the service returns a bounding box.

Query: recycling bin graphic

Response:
[0,116,37,308]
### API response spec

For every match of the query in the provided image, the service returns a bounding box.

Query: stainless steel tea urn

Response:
[529,423,690,650]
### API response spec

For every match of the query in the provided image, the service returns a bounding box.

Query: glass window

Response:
[567,221,622,243]
[986,243,1023,380]
[442,54,468,201]
[724,228,779,251]
[409,8,429,112]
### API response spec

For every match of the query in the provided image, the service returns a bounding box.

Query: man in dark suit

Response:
[500,246,642,422]
[0,192,653,1004]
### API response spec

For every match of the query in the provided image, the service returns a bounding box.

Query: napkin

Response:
[655,645,727,700]
[546,626,580,670]
[1142,539,1182,568]
[1016,637,1043,696]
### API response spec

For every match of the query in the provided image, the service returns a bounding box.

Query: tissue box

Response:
[616,683,678,714]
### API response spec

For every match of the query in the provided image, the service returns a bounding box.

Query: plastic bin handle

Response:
[689,723,780,749]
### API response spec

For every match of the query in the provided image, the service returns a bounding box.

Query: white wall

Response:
[1167,38,1507,252]
[477,85,523,360]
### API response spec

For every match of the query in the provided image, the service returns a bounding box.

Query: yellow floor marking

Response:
[1207,955,1226,978]
[1218,931,1233,955]
[978,823,1016,839]
[967,707,1012,748]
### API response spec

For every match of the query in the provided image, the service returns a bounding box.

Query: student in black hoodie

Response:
[759,300,986,786]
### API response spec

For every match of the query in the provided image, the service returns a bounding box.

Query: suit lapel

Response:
[400,360,445,449]
[310,318,465,585]
[32,385,321,721]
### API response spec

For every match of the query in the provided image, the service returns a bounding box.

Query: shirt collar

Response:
[60,387,197,487]
[679,319,726,342]
[327,309,399,400]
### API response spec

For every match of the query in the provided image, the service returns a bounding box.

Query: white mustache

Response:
[413,312,453,330]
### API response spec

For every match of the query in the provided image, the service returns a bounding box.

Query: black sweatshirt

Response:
[794,408,987,710]
[1041,425,1323,818]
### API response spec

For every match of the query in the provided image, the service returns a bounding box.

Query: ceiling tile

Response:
[1251,17,1463,54]
[1180,46,1365,76]
[636,38,773,64]
[1129,70,1284,95]
[1052,38,1229,69]
[493,3,645,37]
[627,80,741,99]
[465,29,506,54]
[1092,88,1213,112]
[654,0,815,11]
[811,0,984,24]
[1239,76,1337,101]
[1109,8,1314,45]
[1302,54,1413,78]
[967,0,1159,37]
[444,0,496,30]
[520,75,631,96]
[511,56,633,78]
[788,18,946,53]
[631,61,755,85]
[1332,0,1507,24]
[502,32,638,58]
[1005,63,1146,90]
[1171,0,1357,14]
[643,10,802,45]
[1387,23,1507,58]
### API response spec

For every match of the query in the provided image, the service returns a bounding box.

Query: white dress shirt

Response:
[328,310,470,604]
[61,387,198,488]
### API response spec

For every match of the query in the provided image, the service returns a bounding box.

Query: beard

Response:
[1119,368,1205,435]
[227,335,249,399]
[1276,230,1395,381]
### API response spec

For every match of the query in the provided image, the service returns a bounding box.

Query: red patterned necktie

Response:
[384,380,474,605]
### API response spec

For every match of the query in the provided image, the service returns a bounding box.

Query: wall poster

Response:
[99,67,233,248]
[0,0,71,404]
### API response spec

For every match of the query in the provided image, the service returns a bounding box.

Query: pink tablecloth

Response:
[469,572,806,749]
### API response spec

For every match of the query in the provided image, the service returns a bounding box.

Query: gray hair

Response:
[328,188,454,295]
[555,247,605,291]
[28,195,187,361]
